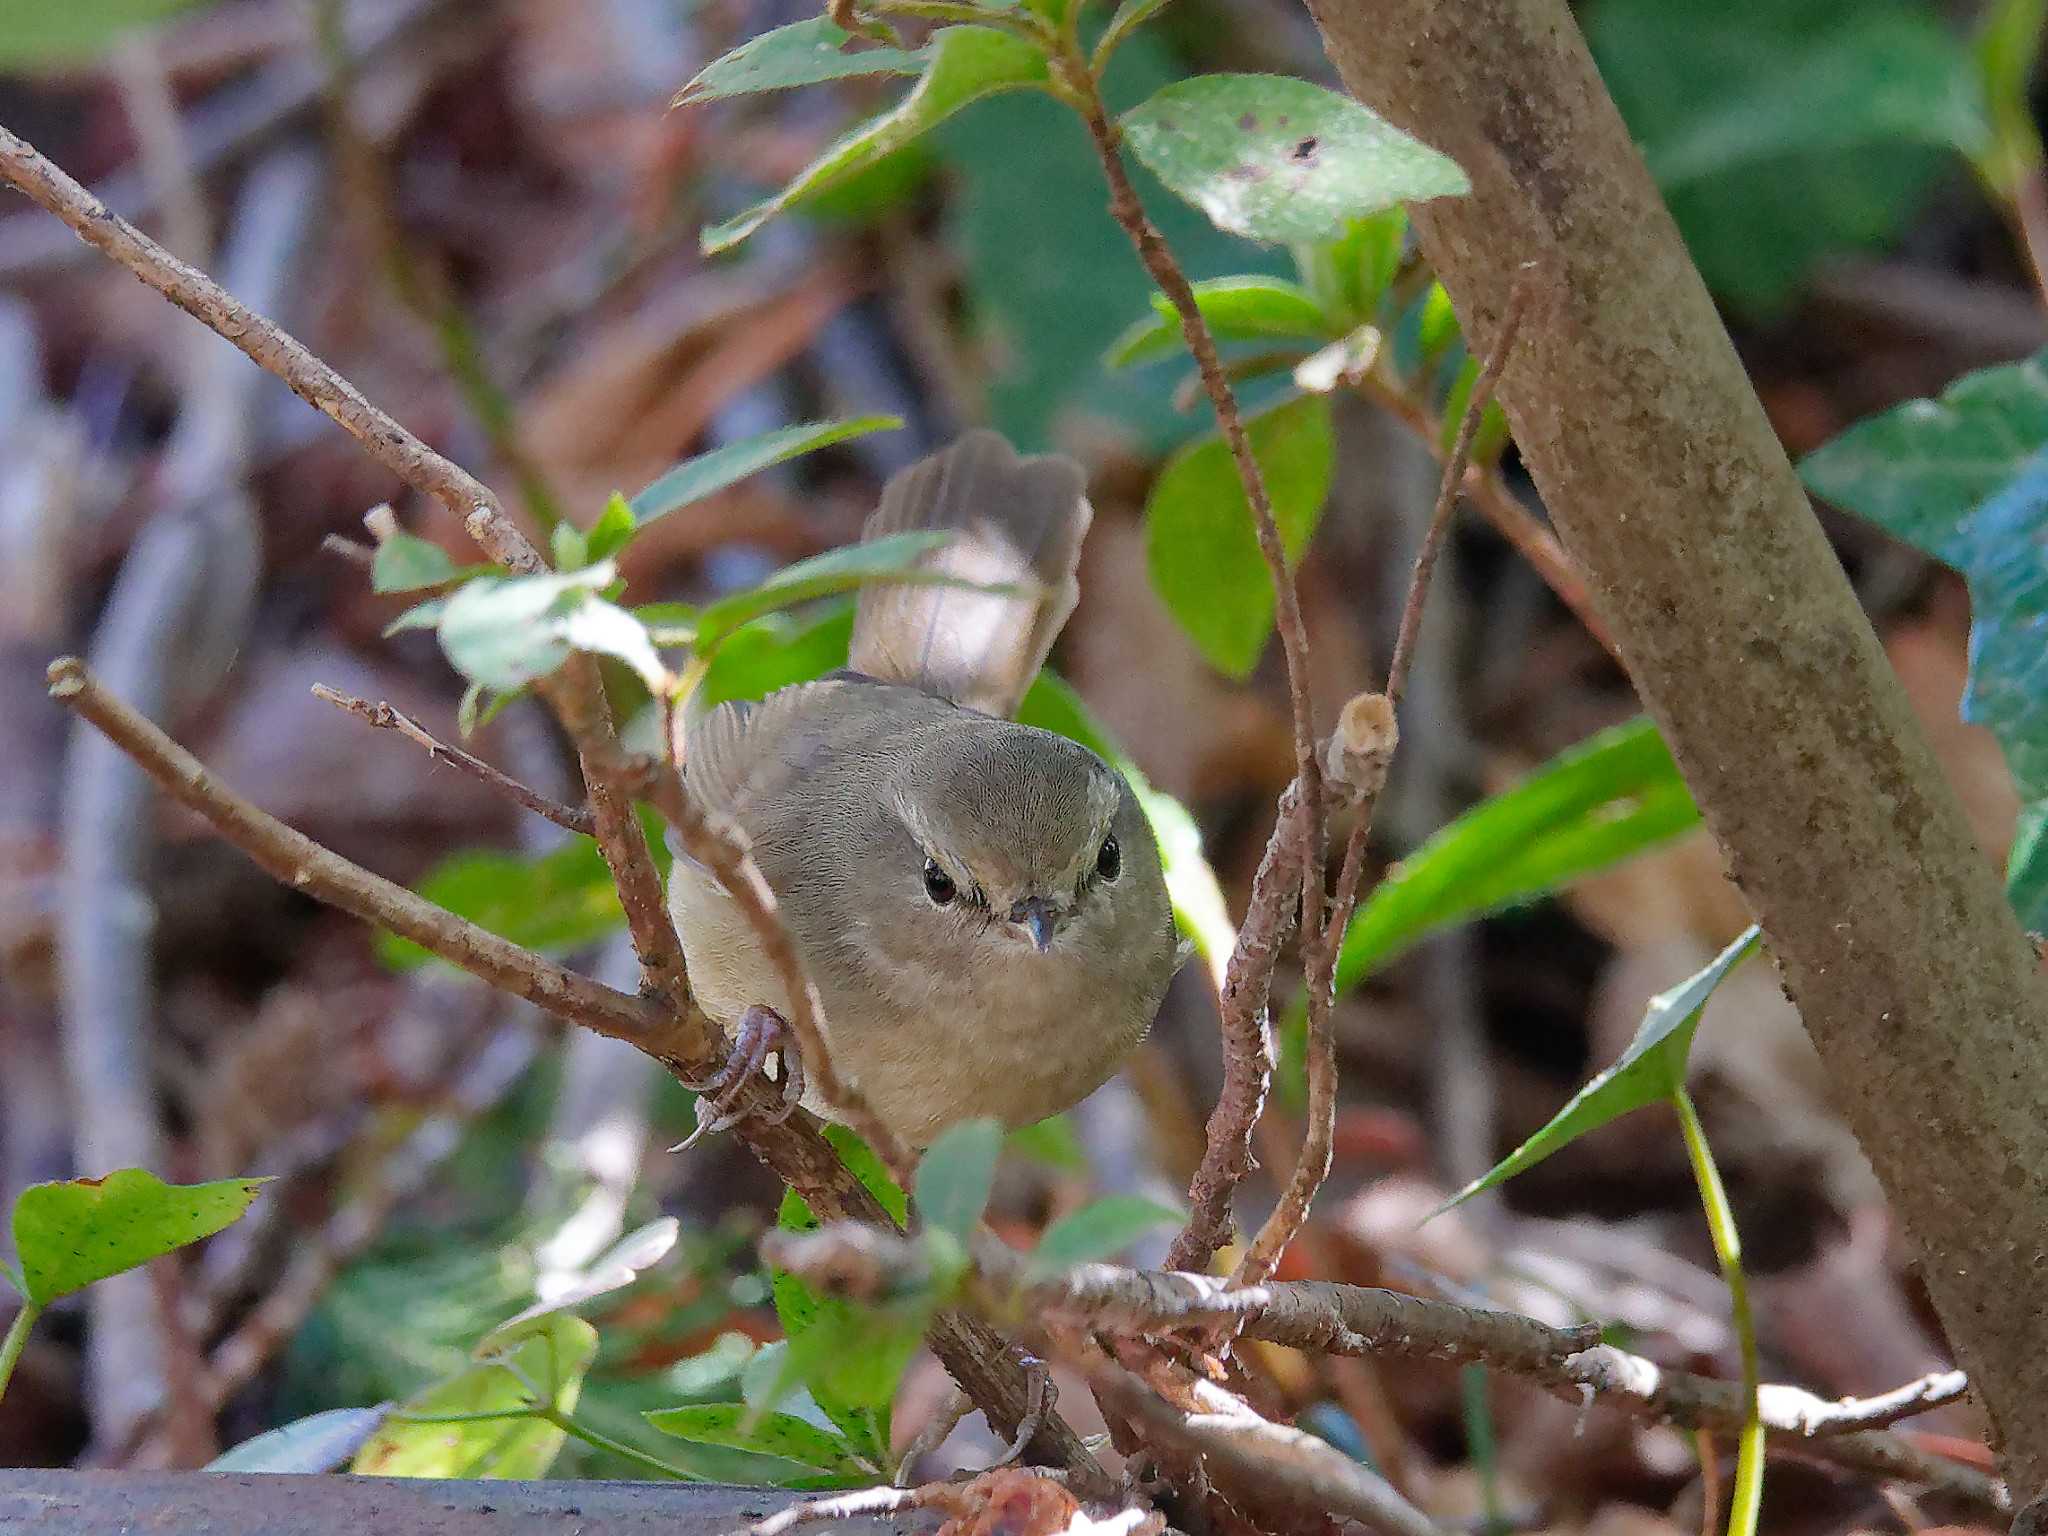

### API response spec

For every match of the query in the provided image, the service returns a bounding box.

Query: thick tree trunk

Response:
[1302,0,2048,1495]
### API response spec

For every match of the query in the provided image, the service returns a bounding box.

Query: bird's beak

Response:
[1009,895,1057,953]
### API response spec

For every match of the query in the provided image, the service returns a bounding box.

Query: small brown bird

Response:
[668,431,1181,1148]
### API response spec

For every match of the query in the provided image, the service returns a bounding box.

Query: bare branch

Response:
[46,658,668,1045]
[1232,282,1532,1293]
[1056,47,1325,947]
[769,1223,2005,1519]
[1163,781,1295,1275]
[313,686,595,837]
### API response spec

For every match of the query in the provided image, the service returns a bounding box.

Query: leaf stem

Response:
[536,1405,703,1480]
[0,1303,39,1408]
[1673,1089,1762,1536]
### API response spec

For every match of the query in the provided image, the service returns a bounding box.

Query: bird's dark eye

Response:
[1096,834,1121,882]
[922,858,957,906]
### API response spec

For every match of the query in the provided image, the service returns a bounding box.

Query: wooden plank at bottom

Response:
[0,1472,939,1535]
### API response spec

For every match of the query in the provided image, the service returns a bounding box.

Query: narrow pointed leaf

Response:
[1336,718,1701,990]
[630,418,902,523]
[692,531,956,649]
[1438,925,1763,1212]
[644,1405,867,1476]
[1106,275,1335,369]
[1122,74,1467,246]
[703,28,1049,254]
[208,1406,393,1473]
[674,17,928,106]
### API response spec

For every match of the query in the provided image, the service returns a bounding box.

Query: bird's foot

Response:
[671,1005,807,1151]
[987,1348,1055,1469]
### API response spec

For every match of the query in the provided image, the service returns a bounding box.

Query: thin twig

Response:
[47,658,669,1044]
[1231,280,1532,1293]
[1057,44,1325,946]
[312,685,595,836]
[0,116,695,1014]
[1057,1329,1446,1536]
[769,1223,2004,1518]
[1163,781,1296,1275]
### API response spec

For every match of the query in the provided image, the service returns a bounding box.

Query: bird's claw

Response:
[988,1349,1055,1469]
[670,1005,806,1151]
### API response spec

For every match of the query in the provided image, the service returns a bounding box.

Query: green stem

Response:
[0,1303,39,1408]
[537,1405,702,1481]
[1673,1089,1762,1536]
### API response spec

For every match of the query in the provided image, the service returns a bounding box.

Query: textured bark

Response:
[1302,0,2048,1496]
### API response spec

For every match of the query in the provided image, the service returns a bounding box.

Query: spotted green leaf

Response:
[1121,74,1467,246]
[13,1170,265,1305]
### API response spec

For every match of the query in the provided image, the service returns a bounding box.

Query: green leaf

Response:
[351,1311,598,1478]
[700,609,856,710]
[437,562,669,694]
[1017,673,1233,966]
[674,17,928,106]
[1800,354,2048,812]
[1006,1114,1088,1173]
[1121,74,1468,246]
[1588,0,1987,314]
[0,0,219,68]
[2009,801,2048,933]
[379,838,624,969]
[1293,209,1406,330]
[630,418,902,524]
[1027,1195,1184,1277]
[771,1127,908,1458]
[1143,393,1334,678]
[645,1405,868,1477]
[1336,718,1701,991]
[1438,926,1762,1212]
[1106,275,1336,369]
[913,1117,1003,1243]
[207,1406,393,1474]
[372,531,460,593]
[12,1170,266,1305]
[1094,0,1175,68]
[586,493,638,564]
[703,28,1050,254]
[382,597,447,637]
[550,522,588,573]
[692,531,955,652]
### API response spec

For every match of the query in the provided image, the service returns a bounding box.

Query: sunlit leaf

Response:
[631,418,903,523]
[586,493,638,564]
[1143,393,1333,678]
[497,1217,678,1334]
[1027,1195,1184,1277]
[1105,276,1335,369]
[703,28,1050,254]
[1336,718,1701,991]
[437,562,668,694]
[914,1118,1003,1243]
[1439,926,1762,1212]
[674,17,927,106]
[1122,74,1467,246]
[350,1311,598,1479]
[13,1170,265,1305]
[207,1406,393,1473]
[372,531,460,593]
